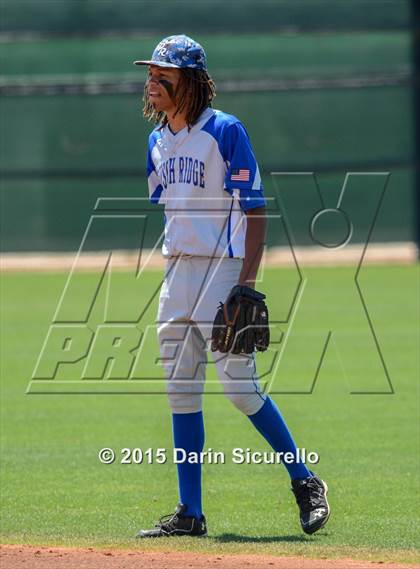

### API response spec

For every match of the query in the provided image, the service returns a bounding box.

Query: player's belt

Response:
[167,254,241,260]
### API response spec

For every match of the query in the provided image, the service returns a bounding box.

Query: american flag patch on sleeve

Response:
[230,169,250,182]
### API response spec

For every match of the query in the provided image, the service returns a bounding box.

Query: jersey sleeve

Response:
[222,121,266,211]
[147,135,164,204]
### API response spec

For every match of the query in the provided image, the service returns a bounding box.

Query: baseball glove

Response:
[211,285,270,354]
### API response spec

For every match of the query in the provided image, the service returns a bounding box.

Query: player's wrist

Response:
[237,278,255,289]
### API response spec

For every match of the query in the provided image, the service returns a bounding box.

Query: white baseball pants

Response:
[157,255,267,415]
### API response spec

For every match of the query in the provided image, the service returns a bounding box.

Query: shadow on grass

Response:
[213,533,311,543]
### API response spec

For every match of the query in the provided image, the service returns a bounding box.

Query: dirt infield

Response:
[1,545,418,569]
[0,242,417,272]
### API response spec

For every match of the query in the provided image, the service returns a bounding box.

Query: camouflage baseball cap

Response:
[134,34,207,70]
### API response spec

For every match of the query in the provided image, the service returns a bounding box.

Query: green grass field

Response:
[0,264,419,563]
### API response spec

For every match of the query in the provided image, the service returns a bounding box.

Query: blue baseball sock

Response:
[172,411,204,519]
[248,397,311,480]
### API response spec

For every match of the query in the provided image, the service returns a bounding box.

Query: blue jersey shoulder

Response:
[201,109,248,162]
[148,127,163,151]
[202,109,241,137]
[212,109,242,127]
[147,127,163,175]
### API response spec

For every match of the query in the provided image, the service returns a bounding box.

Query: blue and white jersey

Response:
[147,107,266,258]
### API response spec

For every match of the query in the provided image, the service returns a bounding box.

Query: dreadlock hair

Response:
[143,68,216,130]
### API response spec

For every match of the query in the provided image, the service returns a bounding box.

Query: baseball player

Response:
[133,35,330,538]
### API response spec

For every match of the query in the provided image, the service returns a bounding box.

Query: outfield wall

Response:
[0,0,410,33]
[0,4,415,252]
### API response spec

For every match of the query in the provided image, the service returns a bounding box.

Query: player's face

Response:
[147,65,181,113]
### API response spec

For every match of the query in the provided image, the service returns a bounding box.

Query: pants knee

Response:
[167,390,203,414]
[224,390,266,416]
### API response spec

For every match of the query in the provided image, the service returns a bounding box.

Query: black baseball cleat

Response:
[291,473,330,535]
[136,503,207,538]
